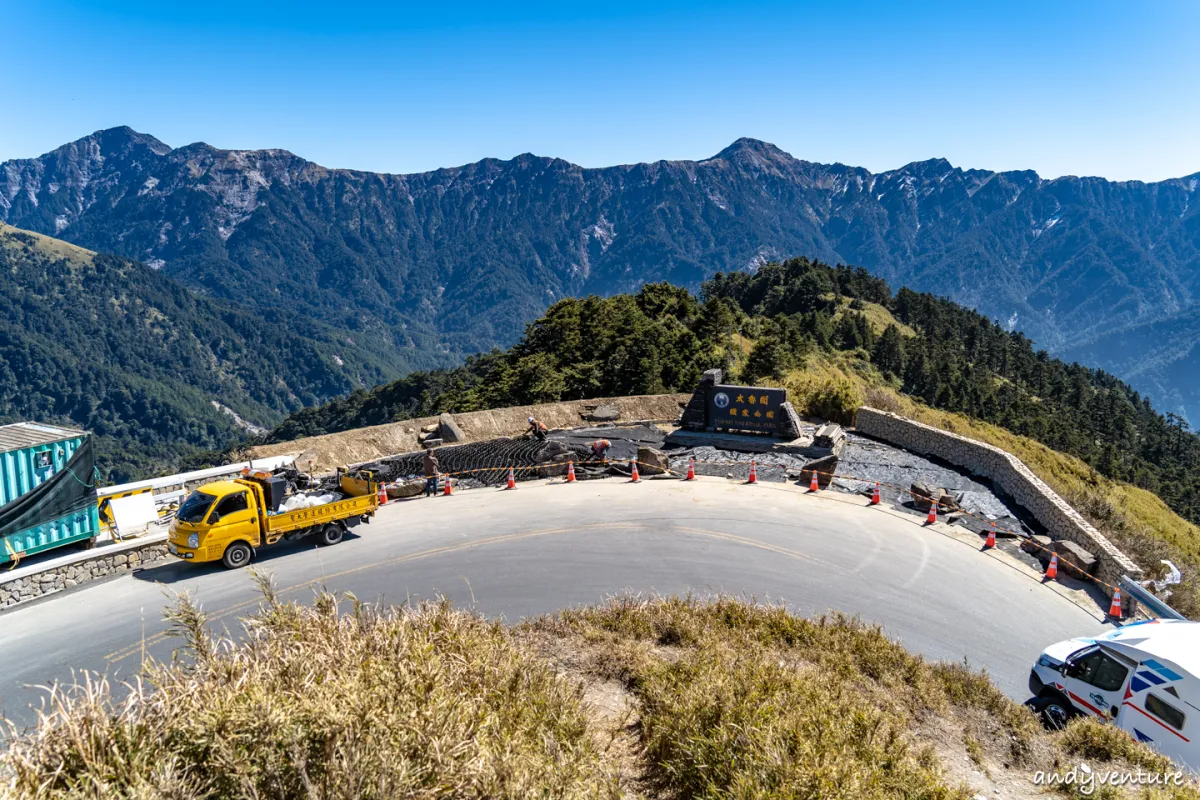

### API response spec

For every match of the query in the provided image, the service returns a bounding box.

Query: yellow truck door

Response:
[203,490,259,562]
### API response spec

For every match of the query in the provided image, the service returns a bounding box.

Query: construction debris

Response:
[813,423,846,449]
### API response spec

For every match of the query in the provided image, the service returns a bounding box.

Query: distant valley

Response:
[2,126,1199,422]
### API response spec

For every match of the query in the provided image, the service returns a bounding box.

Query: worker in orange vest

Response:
[590,438,611,461]
[527,416,548,441]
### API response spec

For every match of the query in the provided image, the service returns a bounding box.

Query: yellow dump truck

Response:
[168,469,380,569]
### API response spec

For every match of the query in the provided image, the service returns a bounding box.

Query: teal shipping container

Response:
[0,422,100,564]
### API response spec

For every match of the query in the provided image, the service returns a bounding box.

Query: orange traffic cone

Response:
[630,461,640,483]
[748,461,757,484]
[566,461,576,483]
[870,483,881,505]
[1108,588,1123,619]
[1046,553,1059,580]
[378,485,388,506]
[985,522,996,549]
[925,501,937,525]
[443,477,453,496]
[809,471,820,492]
[506,467,516,490]
[685,458,696,481]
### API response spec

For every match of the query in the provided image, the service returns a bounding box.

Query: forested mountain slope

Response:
[0,223,402,480]
[4,128,1198,417]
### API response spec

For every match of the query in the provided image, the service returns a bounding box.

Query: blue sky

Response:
[2,0,1197,181]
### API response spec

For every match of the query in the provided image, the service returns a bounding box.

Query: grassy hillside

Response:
[0,224,408,481]
[4,592,1189,799]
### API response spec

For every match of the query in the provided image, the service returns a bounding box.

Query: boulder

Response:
[800,455,838,488]
[537,455,568,477]
[421,423,439,434]
[536,440,573,462]
[1021,534,1053,558]
[909,482,959,512]
[637,446,671,476]
[585,404,620,423]
[422,438,443,449]
[1052,540,1098,579]
[438,413,466,444]
[387,480,428,499]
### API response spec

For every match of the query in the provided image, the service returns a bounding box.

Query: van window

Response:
[1145,694,1186,730]
[1068,649,1129,692]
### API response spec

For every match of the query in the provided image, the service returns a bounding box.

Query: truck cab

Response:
[1029,620,1200,771]
[171,479,269,568]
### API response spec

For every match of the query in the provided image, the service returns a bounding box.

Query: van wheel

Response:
[222,541,252,570]
[317,523,344,547]
[1029,695,1073,730]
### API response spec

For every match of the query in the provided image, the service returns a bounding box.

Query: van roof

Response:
[1099,620,1200,669]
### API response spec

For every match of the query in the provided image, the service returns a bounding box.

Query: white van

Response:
[1029,619,1200,770]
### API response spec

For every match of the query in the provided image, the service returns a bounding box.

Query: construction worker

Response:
[590,438,611,462]
[527,416,548,441]
[423,446,440,497]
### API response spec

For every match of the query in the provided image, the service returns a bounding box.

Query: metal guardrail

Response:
[1120,574,1187,621]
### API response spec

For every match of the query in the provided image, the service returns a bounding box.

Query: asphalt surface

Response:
[0,477,1113,730]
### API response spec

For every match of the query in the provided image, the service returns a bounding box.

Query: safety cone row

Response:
[1109,588,1123,619]
[1046,553,1059,580]
[685,458,696,481]
[809,471,820,492]
[985,522,996,549]
[506,467,516,490]
[748,461,757,484]
[630,461,640,483]
[870,482,881,505]
[566,461,576,483]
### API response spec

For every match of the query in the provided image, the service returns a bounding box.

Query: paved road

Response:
[0,477,1112,728]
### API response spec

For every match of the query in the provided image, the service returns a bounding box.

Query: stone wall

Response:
[0,539,168,611]
[856,408,1141,597]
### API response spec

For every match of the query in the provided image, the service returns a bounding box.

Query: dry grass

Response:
[1,578,618,800]
[4,593,1196,800]
[830,296,917,338]
[531,595,1044,798]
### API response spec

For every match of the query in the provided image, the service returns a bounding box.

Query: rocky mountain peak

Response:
[709,137,795,166]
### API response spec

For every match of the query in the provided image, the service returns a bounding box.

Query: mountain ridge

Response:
[4,127,1199,418]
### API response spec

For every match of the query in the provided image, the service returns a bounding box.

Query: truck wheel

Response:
[1028,695,1073,730]
[317,523,344,547]
[222,541,252,570]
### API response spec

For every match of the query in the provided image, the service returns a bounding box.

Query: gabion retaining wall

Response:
[856,408,1141,593]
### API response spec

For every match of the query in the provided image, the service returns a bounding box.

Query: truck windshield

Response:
[177,491,217,524]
